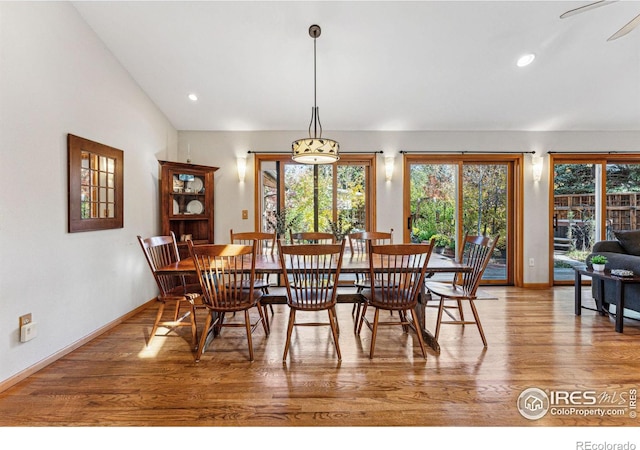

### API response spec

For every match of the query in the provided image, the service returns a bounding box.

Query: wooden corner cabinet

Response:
[159,160,218,257]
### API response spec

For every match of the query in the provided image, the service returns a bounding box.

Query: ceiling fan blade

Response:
[608,13,640,40]
[560,0,617,19]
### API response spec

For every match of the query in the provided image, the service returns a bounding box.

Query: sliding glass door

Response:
[605,163,640,238]
[405,155,518,285]
[551,154,640,284]
[463,163,509,280]
[256,155,374,238]
[282,163,333,232]
[408,162,457,246]
[552,162,599,283]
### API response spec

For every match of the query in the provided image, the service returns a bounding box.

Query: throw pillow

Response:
[614,230,640,256]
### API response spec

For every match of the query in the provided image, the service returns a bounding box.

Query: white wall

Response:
[0,2,177,383]
[179,130,640,286]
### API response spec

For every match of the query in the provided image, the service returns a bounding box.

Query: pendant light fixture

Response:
[291,24,340,164]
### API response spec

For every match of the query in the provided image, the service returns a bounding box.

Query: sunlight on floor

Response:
[137,330,167,358]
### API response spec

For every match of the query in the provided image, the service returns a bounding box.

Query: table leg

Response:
[596,279,607,316]
[416,291,440,354]
[574,270,582,315]
[422,329,440,354]
[615,280,625,333]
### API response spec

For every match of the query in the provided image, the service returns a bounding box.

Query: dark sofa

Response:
[588,230,640,318]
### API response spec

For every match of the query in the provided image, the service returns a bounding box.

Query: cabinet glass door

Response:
[171,172,206,216]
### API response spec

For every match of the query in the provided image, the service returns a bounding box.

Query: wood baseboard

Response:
[522,282,552,289]
[0,299,155,394]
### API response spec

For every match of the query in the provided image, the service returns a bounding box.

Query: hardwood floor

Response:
[1,286,639,428]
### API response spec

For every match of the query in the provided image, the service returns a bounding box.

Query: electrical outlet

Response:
[19,313,37,343]
[529,258,535,267]
[20,322,37,342]
[19,313,32,328]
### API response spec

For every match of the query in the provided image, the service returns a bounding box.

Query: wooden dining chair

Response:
[425,233,499,347]
[348,229,394,255]
[137,232,201,349]
[230,230,276,258]
[188,241,269,362]
[290,231,336,244]
[347,229,394,329]
[357,242,434,359]
[230,229,277,319]
[278,240,345,361]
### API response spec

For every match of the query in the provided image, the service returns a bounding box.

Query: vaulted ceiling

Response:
[73,1,640,132]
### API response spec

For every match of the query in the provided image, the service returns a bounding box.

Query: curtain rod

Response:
[399,150,536,154]
[247,150,384,155]
[546,151,638,154]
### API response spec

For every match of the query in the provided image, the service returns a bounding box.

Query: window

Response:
[255,154,375,238]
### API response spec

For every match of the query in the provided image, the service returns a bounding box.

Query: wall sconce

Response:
[237,156,247,183]
[385,155,395,182]
[531,155,543,183]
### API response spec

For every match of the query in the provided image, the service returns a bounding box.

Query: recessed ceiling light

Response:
[188,93,198,101]
[517,53,536,67]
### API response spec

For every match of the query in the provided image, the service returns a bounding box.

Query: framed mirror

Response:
[68,134,123,232]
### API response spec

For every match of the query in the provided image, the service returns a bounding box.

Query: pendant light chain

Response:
[292,24,340,164]
[313,35,318,138]
[309,27,321,139]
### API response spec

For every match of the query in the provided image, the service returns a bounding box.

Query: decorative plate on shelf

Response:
[173,199,179,215]
[186,199,204,214]
[189,177,204,193]
[611,269,634,277]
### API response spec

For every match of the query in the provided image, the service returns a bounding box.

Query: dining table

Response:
[156,249,471,353]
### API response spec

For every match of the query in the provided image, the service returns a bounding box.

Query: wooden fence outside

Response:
[554,192,640,250]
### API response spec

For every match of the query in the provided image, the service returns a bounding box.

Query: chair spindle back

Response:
[348,229,393,254]
[278,241,345,311]
[189,242,257,310]
[138,231,184,295]
[230,230,276,255]
[289,231,336,245]
[367,242,434,310]
[456,234,499,297]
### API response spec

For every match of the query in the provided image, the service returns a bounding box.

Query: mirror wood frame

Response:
[67,134,124,232]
